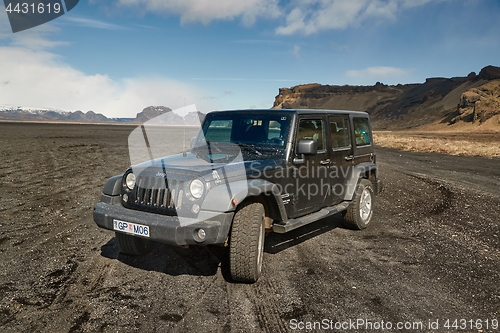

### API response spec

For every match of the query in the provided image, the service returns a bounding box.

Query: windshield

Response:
[192,112,292,160]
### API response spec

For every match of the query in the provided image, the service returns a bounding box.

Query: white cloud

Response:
[98,0,281,25]
[103,77,208,117]
[292,44,300,58]
[8,28,70,50]
[276,0,438,35]
[88,0,439,35]
[63,17,129,30]
[346,66,414,79]
[0,46,212,118]
[0,11,214,117]
[0,11,68,49]
[277,1,369,35]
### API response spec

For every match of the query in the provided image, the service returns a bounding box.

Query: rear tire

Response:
[229,202,265,283]
[115,232,154,255]
[343,179,374,230]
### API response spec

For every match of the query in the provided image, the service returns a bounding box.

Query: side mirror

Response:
[297,139,318,155]
[294,139,318,165]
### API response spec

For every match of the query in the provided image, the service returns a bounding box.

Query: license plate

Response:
[113,219,150,238]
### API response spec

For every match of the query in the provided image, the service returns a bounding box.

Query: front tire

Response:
[115,232,154,255]
[343,179,374,230]
[229,202,265,283]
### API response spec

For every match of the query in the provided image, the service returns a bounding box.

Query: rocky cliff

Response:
[447,80,500,124]
[273,65,500,130]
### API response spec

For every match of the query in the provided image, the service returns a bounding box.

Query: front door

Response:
[292,117,331,216]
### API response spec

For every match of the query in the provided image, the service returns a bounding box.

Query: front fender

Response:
[103,174,123,196]
[201,179,287,221]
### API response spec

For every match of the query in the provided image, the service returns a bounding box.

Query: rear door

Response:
[328,115,354,203]
[351,116,374,164]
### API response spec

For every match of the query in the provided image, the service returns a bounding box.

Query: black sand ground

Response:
[0,122,498,332]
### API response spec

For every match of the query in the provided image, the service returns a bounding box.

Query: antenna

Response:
[182,98,187,157]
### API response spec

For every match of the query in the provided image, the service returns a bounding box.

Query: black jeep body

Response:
[94,109,380,282]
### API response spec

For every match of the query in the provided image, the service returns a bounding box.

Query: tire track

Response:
[166,275,223,333]
[224,249,303,333]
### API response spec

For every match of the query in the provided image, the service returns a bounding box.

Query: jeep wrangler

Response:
[94,109,381,283]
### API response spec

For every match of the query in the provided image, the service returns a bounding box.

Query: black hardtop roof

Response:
[208,109,369,116]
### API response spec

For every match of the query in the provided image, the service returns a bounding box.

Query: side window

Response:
[353,117,371,146]
[330,117,351,149]
[297,119,324,151]
[204,120,232,142]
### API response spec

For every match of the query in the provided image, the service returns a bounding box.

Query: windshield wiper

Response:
[238,143,262,156]
[205,141,224,153]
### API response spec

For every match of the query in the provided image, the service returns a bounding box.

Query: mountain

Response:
[0,107,114,123]
[273,65,500,130]
[66,110,110,122]
[0,106,205,125]
[133,106,175,123]
[131,106,206,125]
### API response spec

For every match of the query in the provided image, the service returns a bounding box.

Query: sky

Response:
[0,0,499,118]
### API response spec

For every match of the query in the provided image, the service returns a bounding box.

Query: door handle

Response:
[345,155,354,161]
[320,159,331,165]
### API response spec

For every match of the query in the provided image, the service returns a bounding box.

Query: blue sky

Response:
[0,0,499,118]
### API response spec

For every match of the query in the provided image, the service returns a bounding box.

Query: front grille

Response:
[125,174,185,215]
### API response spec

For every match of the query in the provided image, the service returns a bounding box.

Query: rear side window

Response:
[330,117,351,149]
[353,117,371,146]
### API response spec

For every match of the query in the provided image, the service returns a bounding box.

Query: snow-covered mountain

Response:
[0,106,204,124]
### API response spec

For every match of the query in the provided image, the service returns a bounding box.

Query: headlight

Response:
[125,173,136,190]
[189,178,204,199]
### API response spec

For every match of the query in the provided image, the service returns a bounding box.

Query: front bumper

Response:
[93,196,234,246]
